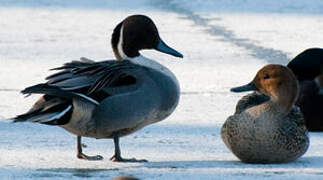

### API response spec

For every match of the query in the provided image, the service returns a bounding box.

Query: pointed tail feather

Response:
[14,83,98,125]
[22,83,99,105]
[13,105,72,125]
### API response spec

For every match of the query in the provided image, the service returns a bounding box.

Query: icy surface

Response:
[1,0,323,179]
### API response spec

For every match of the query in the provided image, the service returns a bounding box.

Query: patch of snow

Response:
[168,0,323,14]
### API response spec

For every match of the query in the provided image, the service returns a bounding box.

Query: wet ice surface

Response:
[1,0,323,179]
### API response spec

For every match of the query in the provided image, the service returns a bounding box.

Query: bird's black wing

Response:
[43,59,141,102]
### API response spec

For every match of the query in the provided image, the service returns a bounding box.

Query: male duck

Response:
[14,15,183,162]
[287,48,323,131]
[221,64,309,163]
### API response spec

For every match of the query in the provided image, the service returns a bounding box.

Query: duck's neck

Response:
[269,84,299,116]
[128,55,179,84]
[112,23,141,61]
[128,55,168,72]
[112,24,128,61]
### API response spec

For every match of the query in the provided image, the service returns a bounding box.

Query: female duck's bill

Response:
[230,82,256,92]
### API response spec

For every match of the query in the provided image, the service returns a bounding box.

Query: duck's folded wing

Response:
[45,59,142,101]
[234,92,270,114]
[288,106,306,127]
[14,60,143,125]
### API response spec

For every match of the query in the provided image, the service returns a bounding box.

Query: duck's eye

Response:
[264,74,270,79]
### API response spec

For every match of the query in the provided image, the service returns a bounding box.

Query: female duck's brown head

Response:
[231,64,299,113]
[111,15,183,60]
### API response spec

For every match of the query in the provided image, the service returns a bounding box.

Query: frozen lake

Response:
[1,0,323,179]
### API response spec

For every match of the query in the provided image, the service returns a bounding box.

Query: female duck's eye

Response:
[264,74,270,79]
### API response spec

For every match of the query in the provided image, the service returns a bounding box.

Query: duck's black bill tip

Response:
[230,82,256,93]
[156,39,183,58]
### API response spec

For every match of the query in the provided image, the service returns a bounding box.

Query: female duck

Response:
[14,15,183,162]
[287,48,323,131]
[221,64,309,163]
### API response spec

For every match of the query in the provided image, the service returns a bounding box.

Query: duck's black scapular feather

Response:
[14,59,142,125]
[47,60,139,94]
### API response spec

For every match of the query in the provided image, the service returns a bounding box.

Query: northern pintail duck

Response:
[221,64,309,163]
[14,15,183,162]
[287,48,323,131]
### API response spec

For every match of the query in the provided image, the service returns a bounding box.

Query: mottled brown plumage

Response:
[222,64,309,164]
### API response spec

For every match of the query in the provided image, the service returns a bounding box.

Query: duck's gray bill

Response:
[230,82,256,92]
[156,39,183,58]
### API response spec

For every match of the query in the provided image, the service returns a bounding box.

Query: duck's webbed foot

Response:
[77,153,104,161]
[109,154,147,163]
[76,136,104,161]
[111,136,148,163]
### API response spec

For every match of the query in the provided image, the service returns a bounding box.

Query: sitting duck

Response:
[221,64,309,163]
[14,15,183,162]
[287,48,323,131]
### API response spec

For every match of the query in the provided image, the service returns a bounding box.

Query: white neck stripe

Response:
[117,24,128,60]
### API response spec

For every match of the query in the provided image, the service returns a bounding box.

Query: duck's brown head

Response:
[111,15,183,60]
[231,64,299,112]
